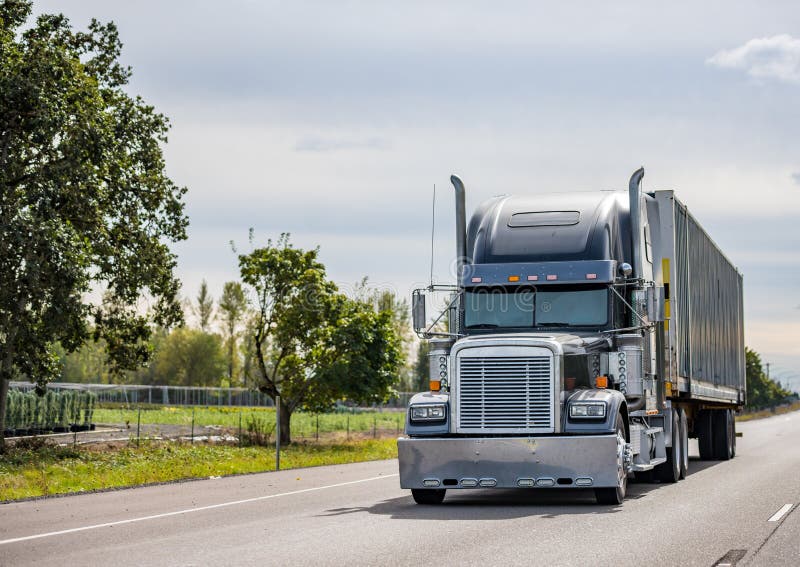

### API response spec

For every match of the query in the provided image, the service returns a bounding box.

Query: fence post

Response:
[191,406,195,444]
[316,414,319,441]
[373,416,377,438]
[136,407,141,448]
[346,414,350,440]
[275,395,281,471]
[239,410,243,447]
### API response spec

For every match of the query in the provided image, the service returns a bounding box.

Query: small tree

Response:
[0,2,188,447]
[218,281,248,385]
[239,234,401,444]
[154,327,226,386]
[193,280,215,332]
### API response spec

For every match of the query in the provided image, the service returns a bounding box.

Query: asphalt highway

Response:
[2,411,799,566]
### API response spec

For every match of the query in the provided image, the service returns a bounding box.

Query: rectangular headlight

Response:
[410,404,446,422]
[569,402,606,419]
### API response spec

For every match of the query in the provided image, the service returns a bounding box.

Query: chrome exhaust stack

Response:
[450,174,468,285]
[628,167,645,281]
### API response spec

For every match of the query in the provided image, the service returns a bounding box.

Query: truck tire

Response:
[678,408,689,479]
[595,413,628,505]
[712,409,734,461]
[697,410,714,460]
[411,489,446,505]
[655,410,681,483]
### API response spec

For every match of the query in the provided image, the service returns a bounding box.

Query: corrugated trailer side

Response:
[653,191,745,405]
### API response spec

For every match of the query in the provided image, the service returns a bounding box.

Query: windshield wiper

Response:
[537,322,573,327]
[466,323,499,329]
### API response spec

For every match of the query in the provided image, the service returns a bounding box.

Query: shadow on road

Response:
[320,456,726,521]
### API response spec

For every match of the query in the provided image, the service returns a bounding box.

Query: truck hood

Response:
[455,332,611,356]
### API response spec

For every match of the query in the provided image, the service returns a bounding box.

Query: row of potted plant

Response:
[4,389,97,437]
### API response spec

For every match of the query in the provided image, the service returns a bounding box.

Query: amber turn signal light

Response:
[595,376,609,389]
[429,380,441,392]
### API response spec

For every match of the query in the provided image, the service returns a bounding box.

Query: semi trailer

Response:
[400,167,745,505]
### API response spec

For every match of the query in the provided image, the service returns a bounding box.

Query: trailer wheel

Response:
[655,410,681,483]
[411,489,446,505]
[595,413,628,505]
[712,409,734,461]
[697,410,714,460]
[678,408,689,479]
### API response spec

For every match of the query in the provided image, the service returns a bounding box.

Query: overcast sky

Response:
[35,1,800,388]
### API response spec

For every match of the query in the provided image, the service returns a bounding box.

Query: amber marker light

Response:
[508,275,520,282]
[595,376,609,389]
[429,380,441,392]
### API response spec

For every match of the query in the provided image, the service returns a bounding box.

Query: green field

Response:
[0,438,398,501]
[93,406,405,439]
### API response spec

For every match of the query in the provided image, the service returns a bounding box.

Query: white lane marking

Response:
[0,473,399,546]
[767,503,793,522]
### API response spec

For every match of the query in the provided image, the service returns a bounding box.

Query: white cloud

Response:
[707,34,800,84]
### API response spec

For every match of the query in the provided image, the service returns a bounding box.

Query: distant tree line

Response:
[745,347,796,410]
[55,274,421,393]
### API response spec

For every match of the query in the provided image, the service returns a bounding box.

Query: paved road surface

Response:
[2,411,799,566]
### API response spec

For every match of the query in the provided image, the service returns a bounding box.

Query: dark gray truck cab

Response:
[400,169,745,505]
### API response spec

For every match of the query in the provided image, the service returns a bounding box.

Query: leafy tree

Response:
[413,339,432,392]
[745,347,793,410]
[0,2,187,446]
[55,337,108,383]
[218,281,247,385]
[239,234,401,444]
[153,327,226,386]
[193,280,214,332]
[353,279,414,390]
[239,313,261,390]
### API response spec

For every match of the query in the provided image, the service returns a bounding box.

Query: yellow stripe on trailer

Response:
[662,258,671,330]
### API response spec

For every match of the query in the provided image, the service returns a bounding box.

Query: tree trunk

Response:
[279,398,292,446]
[0,377,9,450]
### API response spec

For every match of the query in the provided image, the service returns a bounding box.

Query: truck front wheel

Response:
[595,412,628,505]
[655,409,681,483]
[411,489,446,505]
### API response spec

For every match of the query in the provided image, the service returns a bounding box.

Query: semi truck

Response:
[400,167,745,505]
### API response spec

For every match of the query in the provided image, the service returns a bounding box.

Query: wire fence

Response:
[90,406,406,444]
[9,381,414,409]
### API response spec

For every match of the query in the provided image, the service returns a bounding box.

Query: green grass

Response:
[92,406,404,438]
[0,437,398,502]
[736,401,800,422]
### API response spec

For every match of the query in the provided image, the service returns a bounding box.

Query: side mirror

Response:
[412,290,426,333]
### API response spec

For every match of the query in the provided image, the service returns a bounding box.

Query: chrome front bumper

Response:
[398,435,619,489]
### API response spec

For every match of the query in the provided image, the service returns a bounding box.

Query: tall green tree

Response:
[745,347,793,410]
[193,280,214,332]
[239,234,401,444]
[154,327,226,387]
[218,281,247,385]
[353,278,414,390]
[0,2,187,447]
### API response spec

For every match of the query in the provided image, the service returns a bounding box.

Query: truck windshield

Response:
[463,285,608,330]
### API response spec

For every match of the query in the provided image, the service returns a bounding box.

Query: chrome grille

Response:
[458,356,553,432]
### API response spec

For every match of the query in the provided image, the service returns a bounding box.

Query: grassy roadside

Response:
[93,406,404,437]
[0,438,398,502]
[736,401,800,422]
